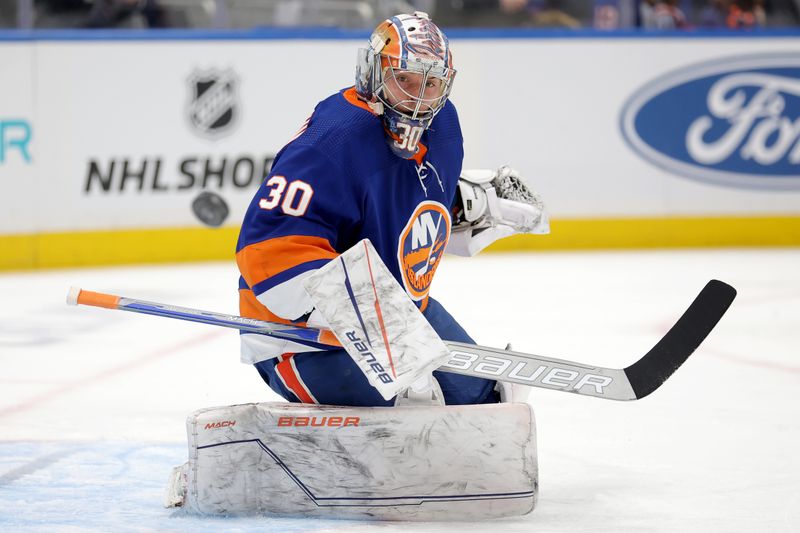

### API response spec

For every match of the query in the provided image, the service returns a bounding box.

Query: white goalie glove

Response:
[447,166,549,256]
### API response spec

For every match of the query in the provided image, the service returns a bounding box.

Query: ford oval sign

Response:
[620,54,800,190]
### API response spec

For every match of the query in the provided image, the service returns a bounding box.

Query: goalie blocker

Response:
[165,401,538,520]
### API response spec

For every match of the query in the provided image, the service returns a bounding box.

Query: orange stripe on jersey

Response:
[410,142,428,165]
[239,288,293,324]
[239,288,343,348]
[237,235,337,289]
[276,354,317,404]
[342,86,378,114]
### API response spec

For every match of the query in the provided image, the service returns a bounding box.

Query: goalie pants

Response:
[253,297,500,406]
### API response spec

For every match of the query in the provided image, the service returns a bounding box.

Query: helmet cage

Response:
[355,13,456,131]
[376,54,455,123]
[356,48,456,129]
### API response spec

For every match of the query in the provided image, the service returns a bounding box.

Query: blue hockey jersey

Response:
[236,87,464,361]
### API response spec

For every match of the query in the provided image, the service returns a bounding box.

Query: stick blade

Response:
[624,279,736,399]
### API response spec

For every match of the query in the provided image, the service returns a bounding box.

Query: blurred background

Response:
[1,0,799,30]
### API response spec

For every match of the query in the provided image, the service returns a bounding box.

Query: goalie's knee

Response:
[434,370,500,405]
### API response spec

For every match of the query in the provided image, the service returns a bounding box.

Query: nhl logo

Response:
[187,68,239,139]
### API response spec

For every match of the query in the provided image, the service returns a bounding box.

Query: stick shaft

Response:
[68,287,340,350]
[68,280,735,401]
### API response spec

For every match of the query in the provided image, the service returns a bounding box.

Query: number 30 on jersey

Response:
[394,123,423,152]
[258,175,314,216]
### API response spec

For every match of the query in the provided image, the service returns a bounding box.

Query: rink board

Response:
[2,214,800,270]
[2,31,800,269]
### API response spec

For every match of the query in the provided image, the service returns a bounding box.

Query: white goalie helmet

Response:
[355,12,456,158]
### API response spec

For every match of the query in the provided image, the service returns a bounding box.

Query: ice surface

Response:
[1,249,798,532]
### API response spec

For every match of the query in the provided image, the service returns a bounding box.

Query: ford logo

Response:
[620,53,800,190]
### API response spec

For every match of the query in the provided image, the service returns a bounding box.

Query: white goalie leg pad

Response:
[164,462,188,508]
[167,402,538,521]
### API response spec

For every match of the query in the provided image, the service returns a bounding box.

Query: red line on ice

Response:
[0,330,223,418]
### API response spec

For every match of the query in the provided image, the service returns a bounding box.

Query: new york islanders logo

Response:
[397,201,451,301]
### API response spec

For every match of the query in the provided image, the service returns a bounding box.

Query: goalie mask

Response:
[356,12,456,159]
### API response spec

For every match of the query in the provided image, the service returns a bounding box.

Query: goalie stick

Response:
[65,287,341,351]
[67,280,735,401]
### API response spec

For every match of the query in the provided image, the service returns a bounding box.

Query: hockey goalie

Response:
[60,10,736,521]
[164,11,547,521]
